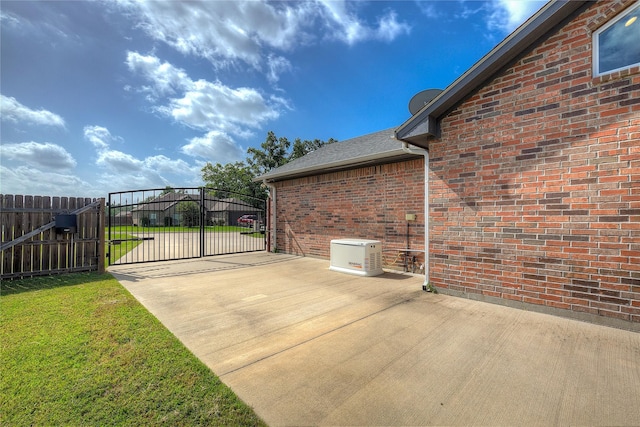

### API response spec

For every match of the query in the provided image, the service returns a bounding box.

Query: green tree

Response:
[201,161,267,203]
[290,137,337,161]
[201,131,337,206]
[160,186,175,195]
[247,131,290,175]
[177,201,200,227]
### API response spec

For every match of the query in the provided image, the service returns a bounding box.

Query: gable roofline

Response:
[205,197,257,212]
[256,128,421,183]
[395,0,590,147]
[131,192,194,212]
[133,194,258,213]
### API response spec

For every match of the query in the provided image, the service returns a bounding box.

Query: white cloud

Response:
[0,94,66,128]
[416,2,440,19]
[316,1,410,45]
[144,155,198,176]
[486,0,546,33]
[0,6,77,46]
[0,125,201,197]
[125,52,190,98]
[126,52,288,136]
[376,10,410,42]
[165,79,285,132]
[0,141,76,170]
[117,0,409,75]
[83,125,121,150]
[0,165,95,197]
[0,10,20,27]
[267,55,292,85]
[82,124,203,192]
[96,149,144,173]
[317,0,365,44]
[85,126,147,176]
[117,0,303,69]
[181,130,245,163]
[94,170,169,192]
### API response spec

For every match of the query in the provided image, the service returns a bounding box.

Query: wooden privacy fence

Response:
[1,194,105,280]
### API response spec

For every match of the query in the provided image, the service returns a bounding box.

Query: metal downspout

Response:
[263,180,276,252]
[401,142,430,291]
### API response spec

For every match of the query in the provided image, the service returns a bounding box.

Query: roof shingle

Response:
[257,128,419,182]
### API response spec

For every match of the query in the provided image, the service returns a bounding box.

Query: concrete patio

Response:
[110,252,640,426]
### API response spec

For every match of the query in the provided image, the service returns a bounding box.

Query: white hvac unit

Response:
[329,239,383,277]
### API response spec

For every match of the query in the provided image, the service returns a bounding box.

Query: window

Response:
[593,2,640,76]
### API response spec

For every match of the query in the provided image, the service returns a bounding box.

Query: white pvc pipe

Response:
[401,142,430,290]
[263,180,276,252]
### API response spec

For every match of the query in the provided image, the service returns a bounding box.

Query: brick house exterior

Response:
[276,159,425,263]
[260,129,427,271]
[261,0,639,329]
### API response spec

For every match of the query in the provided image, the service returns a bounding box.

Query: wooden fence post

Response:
[98,198,106,273]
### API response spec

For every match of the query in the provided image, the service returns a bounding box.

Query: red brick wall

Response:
[273,159,425,269]
[429,0,640,324]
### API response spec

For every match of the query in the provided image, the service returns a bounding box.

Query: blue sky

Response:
[1,0,546,197]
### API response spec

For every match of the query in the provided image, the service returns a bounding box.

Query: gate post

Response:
[106,195,112,266]
[98,198,106,273]
[199,187,205,258]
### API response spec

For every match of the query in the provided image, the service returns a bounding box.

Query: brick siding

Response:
[429,0,640,324]
[273,159,425,270]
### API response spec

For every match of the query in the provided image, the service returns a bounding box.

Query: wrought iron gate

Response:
[107,188,266,265]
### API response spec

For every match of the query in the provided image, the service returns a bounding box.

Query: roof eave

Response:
[395,0,589,146]
[256,151,421,183]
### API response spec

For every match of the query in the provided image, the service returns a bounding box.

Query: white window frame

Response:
[592,1,640,77]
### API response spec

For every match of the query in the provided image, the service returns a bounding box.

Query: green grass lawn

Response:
[107,232,142,267]
[1,273,267,426]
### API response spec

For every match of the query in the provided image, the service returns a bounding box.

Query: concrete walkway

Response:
[110,252,640,426]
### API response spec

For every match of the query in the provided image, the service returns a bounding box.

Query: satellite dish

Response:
[408,89,443,115]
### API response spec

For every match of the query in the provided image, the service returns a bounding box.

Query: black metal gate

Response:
[107,188,266,265]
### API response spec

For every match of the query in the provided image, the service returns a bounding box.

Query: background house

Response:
[111,211,132,226]
[132,192,260,227]
[261,0,639,329]
[205,198,262,226]
[132,192,192,226]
